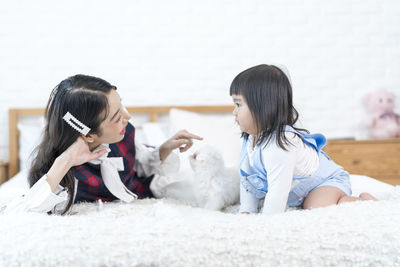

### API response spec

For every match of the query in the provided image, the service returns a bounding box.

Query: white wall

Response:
[1,0,400,161]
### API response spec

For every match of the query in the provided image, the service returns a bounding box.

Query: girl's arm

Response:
[239,184,260,213]
[261,135,297,215]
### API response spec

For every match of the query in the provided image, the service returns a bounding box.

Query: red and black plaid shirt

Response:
[74,123,154,202]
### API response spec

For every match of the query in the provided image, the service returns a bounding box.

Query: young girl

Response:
[230,64,376,215]
[4,74,201,214]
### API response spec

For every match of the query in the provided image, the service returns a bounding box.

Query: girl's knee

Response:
[303,186,346,209]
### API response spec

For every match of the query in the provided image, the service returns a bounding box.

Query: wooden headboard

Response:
[8,106,400,185]
[8,106,233,179]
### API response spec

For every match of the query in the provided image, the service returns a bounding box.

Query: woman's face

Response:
[89,90,131,149]
[232,94,257,136]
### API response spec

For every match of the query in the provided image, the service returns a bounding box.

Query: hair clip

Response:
[63,112,91,135]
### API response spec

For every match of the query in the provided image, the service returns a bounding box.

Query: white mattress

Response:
[1,193,400,266]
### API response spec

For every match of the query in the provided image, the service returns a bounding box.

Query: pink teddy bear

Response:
[364,89,400,139]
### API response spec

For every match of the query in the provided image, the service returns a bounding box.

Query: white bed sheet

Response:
[1,193,400,266]
[0,169,29,207]
[0,169,395,209]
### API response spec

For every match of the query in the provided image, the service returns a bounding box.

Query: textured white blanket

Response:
[1,190,400,267]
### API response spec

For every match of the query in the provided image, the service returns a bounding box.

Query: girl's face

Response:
[89,90,131,150]
[232,94,257,136]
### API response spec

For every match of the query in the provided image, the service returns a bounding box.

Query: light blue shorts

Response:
[287,171,352,207]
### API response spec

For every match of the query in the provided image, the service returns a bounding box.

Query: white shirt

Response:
[239,132,319,215]
[3,139,179,214]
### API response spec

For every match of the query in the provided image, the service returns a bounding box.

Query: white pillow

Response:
[136,122,168,147]
[349,174,395,199]
[17,116,45,171]
[168,108,242,172]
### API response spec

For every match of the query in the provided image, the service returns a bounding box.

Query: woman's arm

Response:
[3,175,69,214]
[135,130,202,177]
[46,137,107,192]
[158,130,203,161]
[3,137,107,214]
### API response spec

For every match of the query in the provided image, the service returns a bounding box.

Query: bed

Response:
[1,106,400,266]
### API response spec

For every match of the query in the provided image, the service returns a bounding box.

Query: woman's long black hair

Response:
[29,74,116,214]
[230,64,308,150]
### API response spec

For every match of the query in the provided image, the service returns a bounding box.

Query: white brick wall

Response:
[1,0,400,161]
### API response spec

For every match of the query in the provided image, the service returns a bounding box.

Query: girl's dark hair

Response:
[29,74,117,214]
[230,64,308,150]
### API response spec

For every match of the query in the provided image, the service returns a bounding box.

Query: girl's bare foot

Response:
[359,192,378,201]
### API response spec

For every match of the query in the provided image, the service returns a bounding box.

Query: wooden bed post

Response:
[8,109,19,179]
[8,108,45,179]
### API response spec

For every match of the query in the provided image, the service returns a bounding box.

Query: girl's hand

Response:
[159,130,203,161]
[61,137,108,167]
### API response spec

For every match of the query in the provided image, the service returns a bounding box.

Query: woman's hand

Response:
[61,137,108,167]
[46,137,108,192]
[159,130,203,161]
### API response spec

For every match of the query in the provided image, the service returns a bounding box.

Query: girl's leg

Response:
[340,192,377,203]
[303,186,377,210]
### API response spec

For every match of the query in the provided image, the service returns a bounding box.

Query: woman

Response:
[4,74,202,214]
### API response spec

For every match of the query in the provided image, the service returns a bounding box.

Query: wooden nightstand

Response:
[0,161,9,185]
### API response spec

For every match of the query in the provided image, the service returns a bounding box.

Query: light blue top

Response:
[238,126,350,211]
